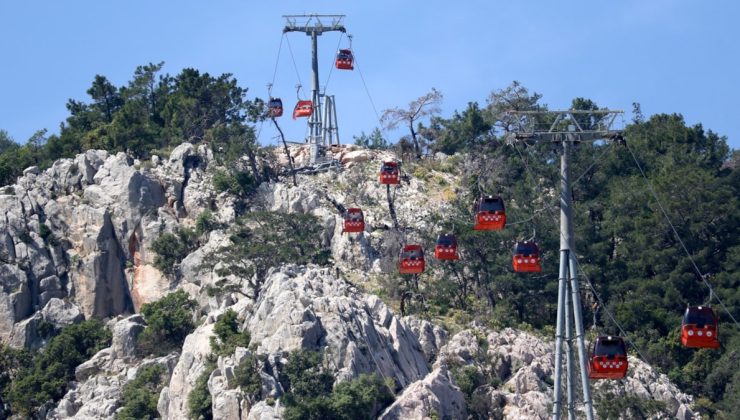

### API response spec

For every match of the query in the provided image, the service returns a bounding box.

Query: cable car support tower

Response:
[506,110,624,420]
[283,14,346,164]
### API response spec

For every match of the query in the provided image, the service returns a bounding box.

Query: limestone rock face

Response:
[379,362,466,420]
[161,323,215,420]
[0,143,224,346]
[246,265,429,388]
[432,327,696,420]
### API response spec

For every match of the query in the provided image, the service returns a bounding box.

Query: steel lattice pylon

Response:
[283,14,346,164]
[506,109,624,420]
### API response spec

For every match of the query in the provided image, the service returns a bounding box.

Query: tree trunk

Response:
[409,122,421,159]
[272,117,297,187]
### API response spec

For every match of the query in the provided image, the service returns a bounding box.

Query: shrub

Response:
[150,228,197,276]
[233,353,264,400]
[188,360,216,420]
[137,290,197,357]
[210,309,250,356]
[38,223,52,241]
[4,320,111,417]
[117,364,166,420]
[281,350,395,420]
[195,210,219,237]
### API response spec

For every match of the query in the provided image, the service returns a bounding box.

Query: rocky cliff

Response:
[0,143,696,419]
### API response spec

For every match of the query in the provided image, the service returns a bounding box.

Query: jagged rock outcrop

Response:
[0,143,226,347]
[380,361,466,420]
[0,144,700,420]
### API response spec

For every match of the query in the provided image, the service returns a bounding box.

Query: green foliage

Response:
[117,364,166,420]
[594,392,668,419]
[233,353,264,400]
[211,169,257,197]
[210,212,331,299]
[210,309,250,356]
[188,360,216,420]
[329,374,395,420]
[150,228,197,276]
[195,210,220,237]
[2,320,111,417]
[427,102,493,154]
[281,350,394,420]
[137,290,197,357]
[0,63,264,188]
[353,128,388,150]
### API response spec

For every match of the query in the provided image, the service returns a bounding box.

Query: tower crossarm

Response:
[504,109,624,143]
[282,14,347,35]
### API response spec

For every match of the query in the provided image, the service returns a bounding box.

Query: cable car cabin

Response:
[399,245,425,275]
[293,100,313,119]
[512,241,542,273]
[343,208,365,234]
[335,49,354,70]
[379,161,400,185]
[588,336,628,380]
[268,98,283,118]
[434,234,459,261]
[681,306,720,349]
[473,195,506,231]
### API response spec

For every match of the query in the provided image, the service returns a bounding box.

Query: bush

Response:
[150,228,197,276]
[188,360,216,420]
[234,353,264,400]
[212,170,257,197]
[117,364,166,420]
[281,350,395,420]
[137,290,197,357]
[195,210,219,237]
[4,320,111,417]
[210,309,250,356]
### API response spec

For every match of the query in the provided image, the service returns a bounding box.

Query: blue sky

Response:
[1,1,738,149]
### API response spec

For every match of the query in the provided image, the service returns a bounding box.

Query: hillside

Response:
[0,140,732,419]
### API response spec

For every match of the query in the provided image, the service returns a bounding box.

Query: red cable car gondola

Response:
[293,100,313,119]
[335,49,354,70]
[399,245,425,275]
[343,208,365,234]
[379,161,400,185]
[588,336,628,380]
[268,98,283,118]
[512,240,542,273]
[681,306,720,349]
[434,234,459,261]
[473,195,506,231]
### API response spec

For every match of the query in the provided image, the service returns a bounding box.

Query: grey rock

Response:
[41,298,83,325]
[380,362,466,420]
[110,314,146,361]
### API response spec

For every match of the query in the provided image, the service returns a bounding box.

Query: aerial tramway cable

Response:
[625,141,740,328]
[352,49,382,125]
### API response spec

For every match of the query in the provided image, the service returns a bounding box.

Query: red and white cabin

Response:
[588,336,628,380]
[434,234,459,261]
[293,100,313,119]
[335,49,354,70]
[268,98,283,118]
[343,208,365,234]
[681,306,720,349]
[512,241,542,273]
[473,195,506,231]
[379,161,400,185]
[399,245,425,275]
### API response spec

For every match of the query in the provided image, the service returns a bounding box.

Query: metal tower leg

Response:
[552,253,568,420]
[569,253,593,419]
[309,31,322,164]
[565,278,576,420]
